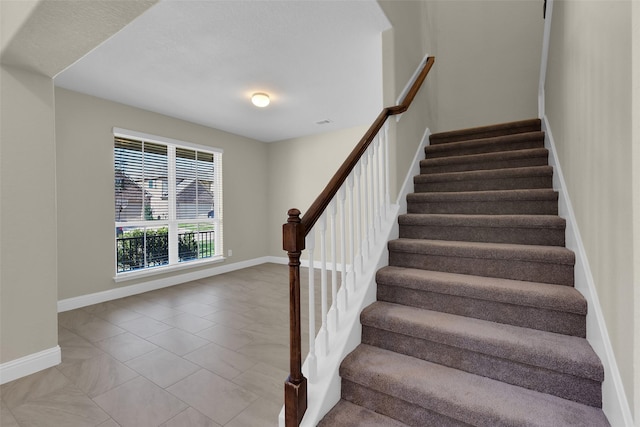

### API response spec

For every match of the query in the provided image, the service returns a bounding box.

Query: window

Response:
[114,128,223,275]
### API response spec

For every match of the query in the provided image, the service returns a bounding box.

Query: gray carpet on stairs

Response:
[428,118,542,145]
[406,188,559,215]
[319,118,610,426]
[420,147,549,174]
[376,266,587,336]
[398,213,566,246]
[413,165,554,193]
[424,131,545,158]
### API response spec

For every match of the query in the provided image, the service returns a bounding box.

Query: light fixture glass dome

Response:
[251,92,270,108]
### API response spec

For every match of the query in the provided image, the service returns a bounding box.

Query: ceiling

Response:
[54,0,391,143]
[1,0,157,78]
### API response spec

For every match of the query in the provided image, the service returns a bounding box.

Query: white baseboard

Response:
[0,346,61,385]
[58,256,272,312]
[542,115,634,427]
[265,256,288,265]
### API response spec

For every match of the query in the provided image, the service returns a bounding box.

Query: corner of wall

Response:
[1,65,59,371]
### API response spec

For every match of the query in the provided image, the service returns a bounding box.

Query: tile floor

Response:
[1,263,318,427]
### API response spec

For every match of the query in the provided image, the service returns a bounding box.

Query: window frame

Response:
[113,128,224,281]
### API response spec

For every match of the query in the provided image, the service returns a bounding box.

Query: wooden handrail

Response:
[283,55,434,427]
[301,56,435,235]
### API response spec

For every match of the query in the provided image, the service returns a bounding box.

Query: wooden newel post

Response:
[283,208,307,426]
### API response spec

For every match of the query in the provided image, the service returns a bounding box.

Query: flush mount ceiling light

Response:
[251,92,270,108]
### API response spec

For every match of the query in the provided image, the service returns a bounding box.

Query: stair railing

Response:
[283,56,435,427]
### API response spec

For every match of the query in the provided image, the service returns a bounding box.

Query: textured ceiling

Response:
[54,0,391,142]
[1,0,157,77]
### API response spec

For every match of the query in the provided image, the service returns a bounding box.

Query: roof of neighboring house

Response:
[176,179,214,203]
[115,169,151,201]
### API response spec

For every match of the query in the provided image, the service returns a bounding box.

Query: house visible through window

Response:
[114,129,223,274]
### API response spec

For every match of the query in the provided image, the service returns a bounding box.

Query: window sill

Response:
[113,256,225,283]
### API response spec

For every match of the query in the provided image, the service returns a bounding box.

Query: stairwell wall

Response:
[377,0,435,202]
[545,0,635,419]
[378,0,543,198]
[428,0,543,133]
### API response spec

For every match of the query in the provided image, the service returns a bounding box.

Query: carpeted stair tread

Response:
[399,213,565,229]
[340,345,609,427]
[388,238,574,285]
[408,188,558,203]
[376,266,585,315]
[399,213,565,246]
[414,165,553,192]
[420,147,549,174]
[406,188,559,215]
[361,302,603,381]
[416,165,553,184]
[360,303,601,406]
[425,131,544,159]
[389,238,574,266]
[376,267,586,336]
[429,118,541,145]
[339,379,472,426]
[318,399,408,427]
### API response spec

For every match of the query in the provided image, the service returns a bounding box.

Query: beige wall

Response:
[431,0,543,132]
[546,0,634,414]
[378,1,430,100]
[266,126,367,257]
[55,88,269,300]
[0,65,58,363]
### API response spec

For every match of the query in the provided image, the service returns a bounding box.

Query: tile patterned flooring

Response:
[1,263,315,427]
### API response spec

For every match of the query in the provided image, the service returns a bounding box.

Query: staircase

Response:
[318,119,610,426]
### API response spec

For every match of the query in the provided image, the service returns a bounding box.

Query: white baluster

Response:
[384,121,391,218]
[362,153,370,260]
[318,213,329,356]
[378,131,385,223]
[328,199,338,333]
[338,186,348,311]
[347,174,357,291]
[354,163,363,275]
[305,231,317,381]
[373,136,381,236]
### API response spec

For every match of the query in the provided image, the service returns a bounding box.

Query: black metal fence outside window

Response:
[117,230,214,273]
